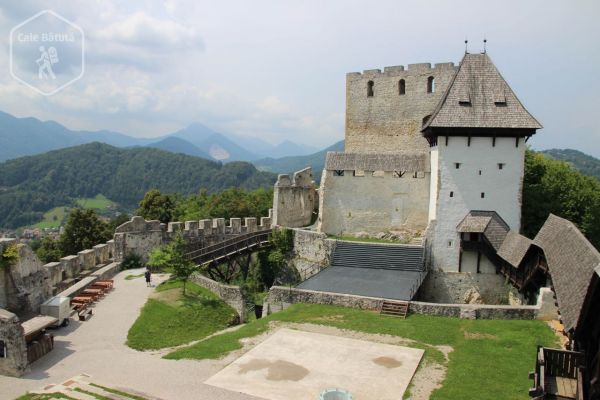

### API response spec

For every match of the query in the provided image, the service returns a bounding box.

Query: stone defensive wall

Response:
[0,238,116,315]
[345,61,458,155]
[113,212,273,263]
[263,286,558,321]
[272,167,318,229]
[189,273,246,322]
[317,152,430,235]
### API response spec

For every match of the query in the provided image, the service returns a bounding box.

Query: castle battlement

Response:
[347,62,456,79]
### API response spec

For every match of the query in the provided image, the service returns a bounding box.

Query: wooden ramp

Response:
[380,300,409,318]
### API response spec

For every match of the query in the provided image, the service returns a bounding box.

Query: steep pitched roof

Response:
[534,214,600,332]
[422,53,542,132]
[456,210,510,251]
[497,231,534,268]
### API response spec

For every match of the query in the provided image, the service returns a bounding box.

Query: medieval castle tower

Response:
[312,51,541,273]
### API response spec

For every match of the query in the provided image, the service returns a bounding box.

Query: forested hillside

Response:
[541,148,600,181]
[0,142,276,228]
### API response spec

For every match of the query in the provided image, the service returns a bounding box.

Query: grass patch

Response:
[75,194,114,210]
[74,388,110,400]
[127,280,238,350]
[125,273,144,280]
[89,384,146,400]
[32,206,69,229]
[165,304,557,400]
[16,394,76,400]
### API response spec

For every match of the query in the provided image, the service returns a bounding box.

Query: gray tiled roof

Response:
[422,53,542,131]
[325,152,430,172]
[497,231,533,268]
[534,214,600,332]
[456,210,509,251]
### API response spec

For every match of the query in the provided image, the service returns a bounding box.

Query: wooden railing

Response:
[185,230,272,265]
[529,346,585,399]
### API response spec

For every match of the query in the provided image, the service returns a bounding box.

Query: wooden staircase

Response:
[380,300,409,318]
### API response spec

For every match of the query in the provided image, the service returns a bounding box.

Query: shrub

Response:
[121,253,143,270]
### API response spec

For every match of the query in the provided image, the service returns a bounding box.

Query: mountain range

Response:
[541,149,600,182]
[0,110,318,163]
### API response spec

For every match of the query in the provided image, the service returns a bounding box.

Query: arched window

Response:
[399,79,406,95]
[427,76,435,93]
[367,80,374,97]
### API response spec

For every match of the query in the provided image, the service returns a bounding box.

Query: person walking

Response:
[144,268,151,287]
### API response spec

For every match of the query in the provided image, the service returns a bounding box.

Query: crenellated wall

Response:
[345,62,457,155]
[114,213,273,263]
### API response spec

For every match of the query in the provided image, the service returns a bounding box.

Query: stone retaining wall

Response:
[189,273,246,323]
[290,229,336,281]
[264,286,556,321]
[0,308,28,377]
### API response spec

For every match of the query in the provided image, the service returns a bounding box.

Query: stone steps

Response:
[332,241,425,271]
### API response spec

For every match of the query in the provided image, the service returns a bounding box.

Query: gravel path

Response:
[0,268,261,400]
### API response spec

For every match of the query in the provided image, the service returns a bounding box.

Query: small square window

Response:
[455,163,461,169]
[449,191,454,198]
[333,170,344,176]
[481,192,485,198]
[448,240,453,248]
[498,163,505,170]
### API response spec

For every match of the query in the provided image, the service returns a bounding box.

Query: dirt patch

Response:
[547,320,569,348]
[373,356,402,368]
[237,358,309,381]
[309,315,346,322]
[149,288,181,305]
[463,331,497,340]
[407,361,447,400]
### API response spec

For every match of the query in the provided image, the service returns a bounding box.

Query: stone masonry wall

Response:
[345,62,457,155]
[273,167,317,228]
[290,229,336,281]
[0,308,28,377]
[189,273,246,322]
[418,270,511,304]
[264,286,551,320]
[318,169,430,235]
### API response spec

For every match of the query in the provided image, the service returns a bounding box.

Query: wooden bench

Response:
[82,288,104,300]
[76,304,93,321]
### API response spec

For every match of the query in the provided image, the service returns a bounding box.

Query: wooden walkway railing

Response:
[529,346,585,400]
[185,230,272,265]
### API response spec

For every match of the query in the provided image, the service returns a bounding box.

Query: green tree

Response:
[0,243,19,270]
[108,213,131,232]
[147,246,171,272]
[522,149,600,248]
[36,236,62,263]
[168,233,196,295]
[60,209,111,256]
[136,189,176,223]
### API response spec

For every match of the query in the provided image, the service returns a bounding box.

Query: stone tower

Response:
[345,63,457,155]
[421,53,542,272]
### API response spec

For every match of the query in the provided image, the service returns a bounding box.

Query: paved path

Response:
[0,268,260,400]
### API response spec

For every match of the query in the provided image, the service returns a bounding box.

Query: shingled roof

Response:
[325,152,430,172]
[422,53,542,133]
[497,230,534,268]
[534,214,600,332]
[456,210,510,251]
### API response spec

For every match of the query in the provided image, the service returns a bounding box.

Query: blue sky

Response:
[0,1,598,155]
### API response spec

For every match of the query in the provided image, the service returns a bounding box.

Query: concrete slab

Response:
[205,328,423,400]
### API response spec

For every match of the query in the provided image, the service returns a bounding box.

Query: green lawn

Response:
[125,273,144,280]
[32,206,69,229]
[75,194,114,210]
[165,304,557,400]
[127,280,238,350]
[15,394,75,400]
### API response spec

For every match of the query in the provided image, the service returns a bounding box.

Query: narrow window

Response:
[481,192,485,198]
[449,191,454,198]
[0,340,5,358]
[427,76,435,93]
[333,170,344,176]
[498,163,505,170]
[448,240,453,248]
[399,79,406,95]
[367,80,374,97]
[455,163,461,169]
[478,170,482,175]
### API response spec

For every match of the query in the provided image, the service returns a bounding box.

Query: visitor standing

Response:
[144,268,151,287]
